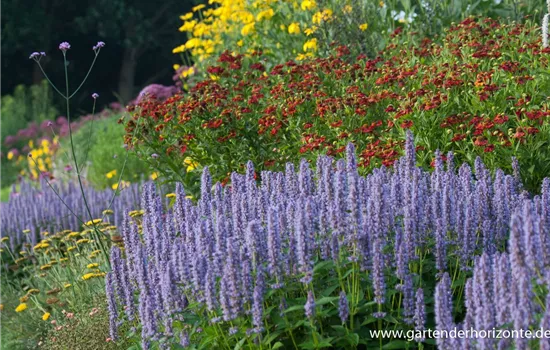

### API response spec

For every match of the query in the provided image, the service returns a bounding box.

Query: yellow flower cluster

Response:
[14,138,58,180]
[173,0,347,68]
[82,272,106,281]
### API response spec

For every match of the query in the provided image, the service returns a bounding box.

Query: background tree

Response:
[75,0,193,103]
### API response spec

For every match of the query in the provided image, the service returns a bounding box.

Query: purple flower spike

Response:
[304,291,316,319]
[59,42,71,53]
[92,93,99,99]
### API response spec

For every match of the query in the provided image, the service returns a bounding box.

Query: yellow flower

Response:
[0,304,3,311]
[0,237,8,242]
[256,9,274,21]
[180,12,193,20]
[15,303,27,312]
[129,210,145,217]
[59,258,68,262]
[40,264,52,270]
[184,157,199,172]
[304,26,317,36]
[82,273,95,280]
[33,242,50,250]
[27,289,40,295]
[102,209,114,215]
[280,24,286,31]
[151,172,159,180]
[76,239,90,245]
[185,195,194,200]
[288,22,300,34]
[192,4,205,12]
[85,219,103,226]
[173,45,186,54]
[303,38,318,52]
[23,229,30,234]
[105,169,117,179]
[7,151,14,160]
[237,40,244,47]
[241,22,255,36]
[343,5,352,13]
[87,263,99,269]
[301,0,316,10]
[64,283,72,288]
[181,67,195,78]
[379,1,385,7]
[359,23,368,31]
[166,193,176,199]
[173,64,180,71]
[312,9,332,24]
[179,20,197,32]
[42,312,51,321]
[67,246,77,252]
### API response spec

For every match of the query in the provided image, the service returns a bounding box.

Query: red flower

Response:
[484,144,495,152]
[400,120,413,129]
[451,134,467,142]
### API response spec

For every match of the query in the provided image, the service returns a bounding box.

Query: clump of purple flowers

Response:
[102,132,549,348]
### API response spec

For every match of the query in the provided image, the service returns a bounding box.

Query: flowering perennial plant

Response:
[128,17,550,193]
[106,133,549,348]
[0,179,140,250]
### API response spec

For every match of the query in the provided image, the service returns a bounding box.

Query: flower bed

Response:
[103,134,549,349]
[128,17,550,193]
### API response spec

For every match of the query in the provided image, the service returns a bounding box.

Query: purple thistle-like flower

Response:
[93,41,106,51]
[338,291,349,324]
[59,42,71,53]
[304,291,315,319]
[414,288,425,342]
[92,93,99,99]
[29,52,46,60]
[105,273,119,341]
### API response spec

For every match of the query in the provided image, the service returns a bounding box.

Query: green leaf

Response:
[272,342,284,349]
[382,340,413,349]
[233,338,247,350]
[315,296,339,306]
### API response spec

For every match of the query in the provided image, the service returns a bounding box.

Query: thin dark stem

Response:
[36,62,66,99]
[28,156,85,225]
[80,100,97,173]
[63,53,110,268]
[68,53,99,99]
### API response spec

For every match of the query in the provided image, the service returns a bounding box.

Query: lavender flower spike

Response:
[59,42,71,53]
[304,291,316,319]
[338,291,349,324]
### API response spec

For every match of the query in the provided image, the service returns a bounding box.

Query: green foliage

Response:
[57,116,150,189]
[0,225,113,349]
[1,80,58,141]
[41,297,133,350]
